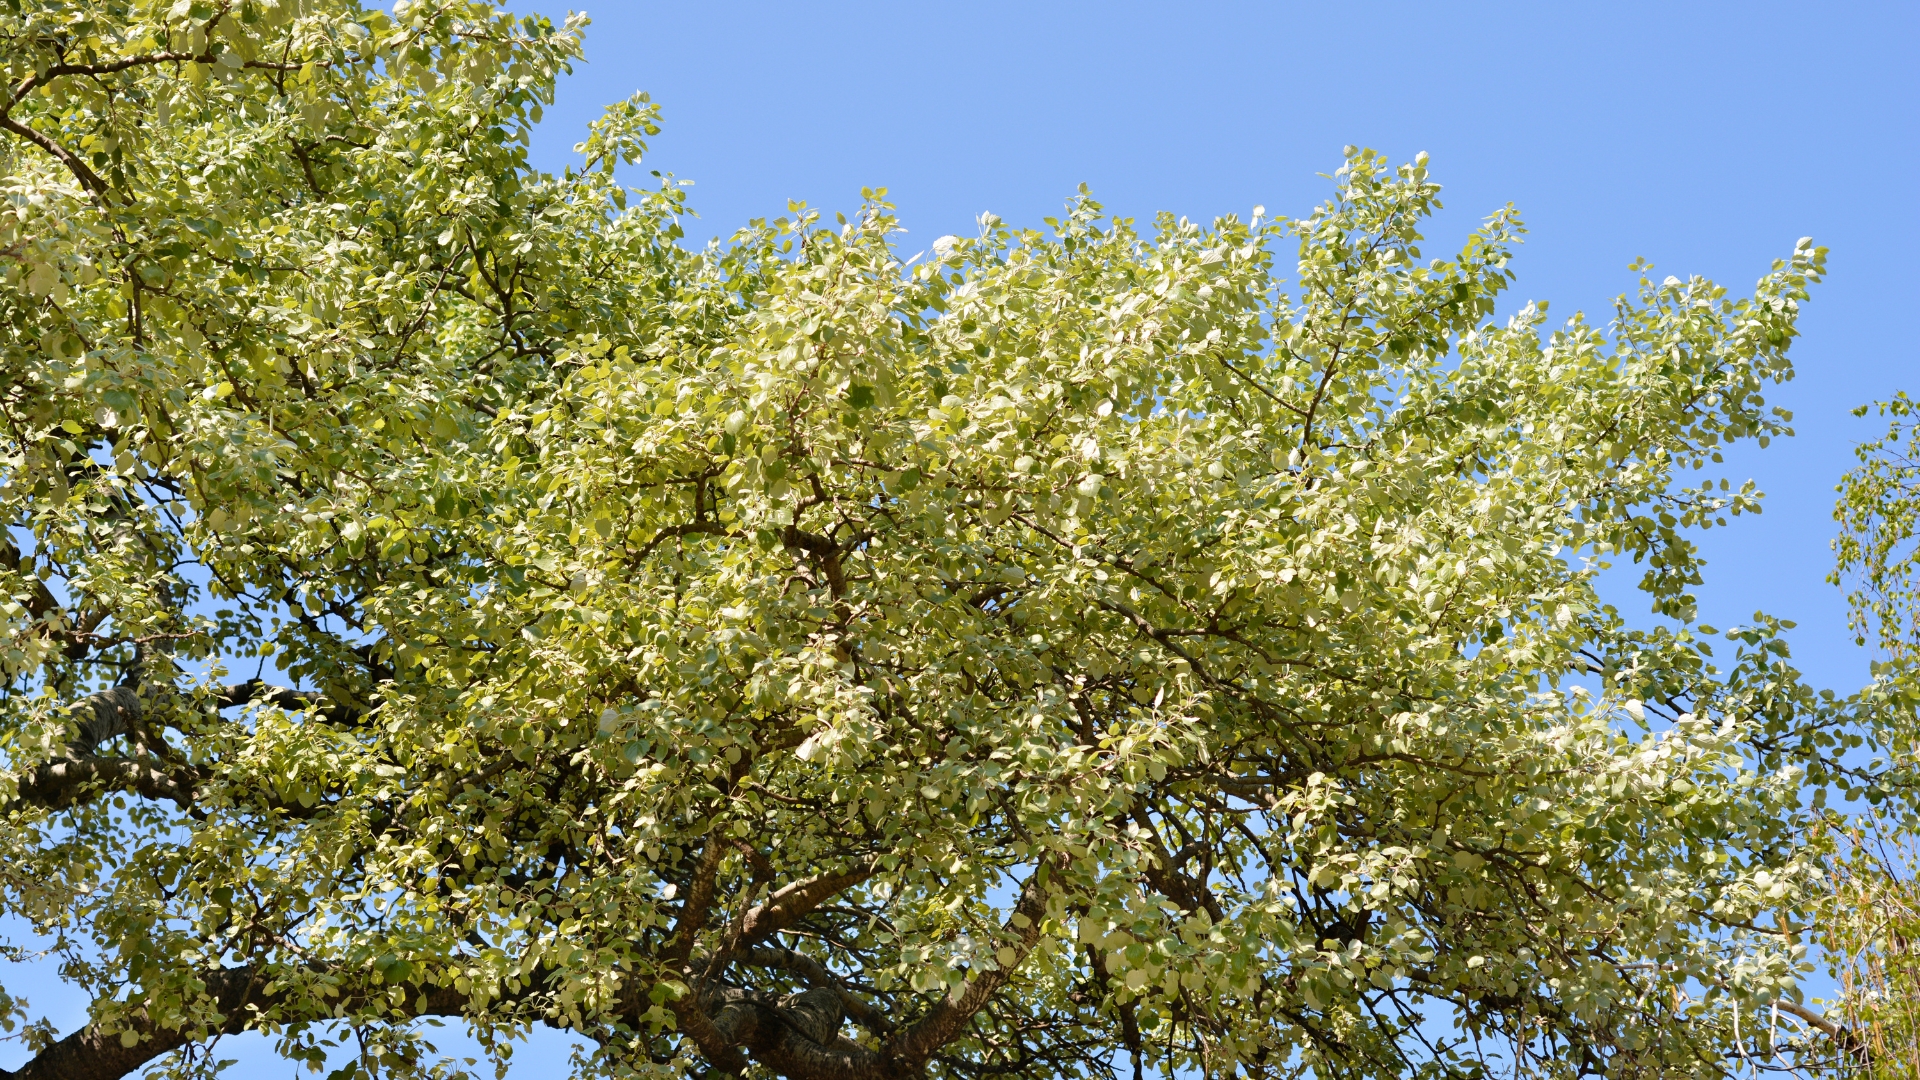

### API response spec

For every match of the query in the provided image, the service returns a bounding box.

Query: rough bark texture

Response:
[7,681,196,809]
[669,856,1062,1080]
[0,967,471,1080]
[1,719,1065,1080]
[5,680,356,812]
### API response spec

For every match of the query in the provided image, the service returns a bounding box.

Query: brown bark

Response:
[737,862,878,944]
[739,946,894,1035]
[0,856,1064,1080]
[7,682,197,810]
[884,857,1058,1067]
[0,537,61,627]
[681,855,1065,1080]
[13,750,196,809]
[0,966,254,1080]
[0,966,471,1080]
[6,680,360,812]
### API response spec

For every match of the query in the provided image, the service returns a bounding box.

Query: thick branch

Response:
[7,681,361,811]
[5,682,189,809]
[737,861,877,945]
[13,750,195,809]
[705,986,884,1080]
[781,525,849,599]
[67,683,144,748]
[737,946,893,1036]
[0,964,469,1080]
[885,856,1060,1067]
[687,858,1063,1080]
[667,841,753,1073]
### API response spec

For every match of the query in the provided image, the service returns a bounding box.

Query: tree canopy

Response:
[0,2,1892,1079]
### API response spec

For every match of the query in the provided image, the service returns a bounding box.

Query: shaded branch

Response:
[7,680,363,811]
[737,946,893,1036]
[886,855,1061,1067]
[737,860,878,945]
[0,963,472,1080]
[682,856,1065,1080]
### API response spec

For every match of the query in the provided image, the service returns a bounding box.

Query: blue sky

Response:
[4,2,1916,1076]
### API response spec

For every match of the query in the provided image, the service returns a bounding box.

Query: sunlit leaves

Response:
[0,5,1865,1078]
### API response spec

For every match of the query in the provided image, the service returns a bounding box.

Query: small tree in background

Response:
[1809,814,1920,1077]
[1837,395,1920,666]
[0,2,1895,1078]
[1818,398,1920,1078]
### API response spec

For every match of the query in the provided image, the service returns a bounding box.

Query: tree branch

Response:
[667,840,753,1073]
[0,964,471,1080]
[7,680,363,811]
[1775,999,1844,1040]
[702,985,886,1080]
[218,679,364,724]
[5,680,192,809]
[679,857,1063,1079]
[13,750,196,810]
[737,861,878,945]
[886,855,1061,1067]
[736,946,893,1036]
[0,115,108,196]
[0,44,326,199]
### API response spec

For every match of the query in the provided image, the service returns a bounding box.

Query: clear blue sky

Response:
[4,2,1916,1076]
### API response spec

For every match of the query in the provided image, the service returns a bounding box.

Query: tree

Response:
[0,1,1875,1078]
[1804,812,1920,1078]
[1812,395,1920,1077]
[1836,393,1920,666]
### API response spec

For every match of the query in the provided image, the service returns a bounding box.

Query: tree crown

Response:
[0,3,1882,1079]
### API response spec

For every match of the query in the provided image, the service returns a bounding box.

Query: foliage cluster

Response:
[0,2,1900,1080]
